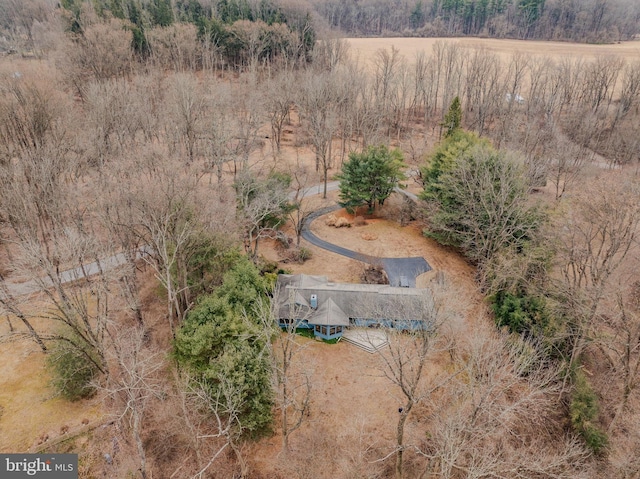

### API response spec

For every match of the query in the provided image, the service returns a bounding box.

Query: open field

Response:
[348,36,640,64]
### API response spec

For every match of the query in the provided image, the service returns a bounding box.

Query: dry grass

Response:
[0,314,102,453]
[348,37,640,65]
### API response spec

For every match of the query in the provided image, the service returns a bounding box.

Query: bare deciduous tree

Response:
[0,275,47,352]
[62,17,133,95]
[103,326,165,479]
[166,73,207,164]
[230,77,265,176]
[298,70,339,198]
[234,170,290,259]
[421,328,590,479]
[463,48,501,137]
[147,23,202,72]
[264,70,296,157]
[263,291,312,454]
[0,76,70,164]
[189,375,253,479]
[556,178,640,370]
[598,276,640,430]
[546,132,590,200]
[363,284,455,479]
[287,164,319,247]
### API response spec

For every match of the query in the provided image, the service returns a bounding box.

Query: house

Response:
[275,274,434,340]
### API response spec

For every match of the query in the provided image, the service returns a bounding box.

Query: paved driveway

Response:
[301,204,431,287]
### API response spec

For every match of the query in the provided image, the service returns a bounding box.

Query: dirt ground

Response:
[263,190,477,293]
[250,190,484,477]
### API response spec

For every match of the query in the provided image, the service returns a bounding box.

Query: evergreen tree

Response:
[442,96,462,138]
[174,257,273,437]
[410,1,425,28]
[336,145,406,213]
[421,142,543,264]
[420,129,487,190]
[150,0,174,26]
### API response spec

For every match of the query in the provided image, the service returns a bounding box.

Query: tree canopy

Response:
[420,129,489,188]
[174,256,273,437]
[421,138,543,265]
[336,145,406,213]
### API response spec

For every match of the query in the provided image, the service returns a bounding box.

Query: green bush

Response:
[299,247,312,262]
[175,258,274,438]
[570,368,608,454]
[491,291,550,337]
[295,327,315,339]
[47,341,99,401]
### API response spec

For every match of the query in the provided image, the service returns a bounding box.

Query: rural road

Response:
[2,246,152,298]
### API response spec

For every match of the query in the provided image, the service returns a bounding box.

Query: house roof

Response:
[277,285,312,320]
[308,298,350,326]
[294,291,309,307]
[277,274,328,290]
[276,274,433,324]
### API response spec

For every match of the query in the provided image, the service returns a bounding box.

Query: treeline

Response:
[2,0,317,68]
[312,0,640,42]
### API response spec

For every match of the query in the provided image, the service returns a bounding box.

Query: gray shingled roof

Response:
[276,274,433,325]
[308,297,350,326]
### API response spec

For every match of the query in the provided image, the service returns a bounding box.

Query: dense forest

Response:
[312,0,640,42]
[1,0,640,478]
[2,0,640,57]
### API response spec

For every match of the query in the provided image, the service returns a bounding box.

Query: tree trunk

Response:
[323,166,328,199]
[165,269,175,333]
[396,400,413,479]
[229,440,248,479]
[133,411,147,479]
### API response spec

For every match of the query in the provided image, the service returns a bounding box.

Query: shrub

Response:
[361,265,389,285]
[294,328,315,339]
[257,257,277,273]
[280,247,312,264]
[570,368,608,454]
[491,291,550,337]
[47,340,100,401]
[296,247,312,263]
[334,217,351,228]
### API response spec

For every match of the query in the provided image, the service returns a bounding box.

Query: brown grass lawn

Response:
[0,313,102,453]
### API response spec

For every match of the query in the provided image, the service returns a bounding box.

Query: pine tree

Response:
[442,96,462,138]
[174,257,274,437]
[336,145,406,213]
